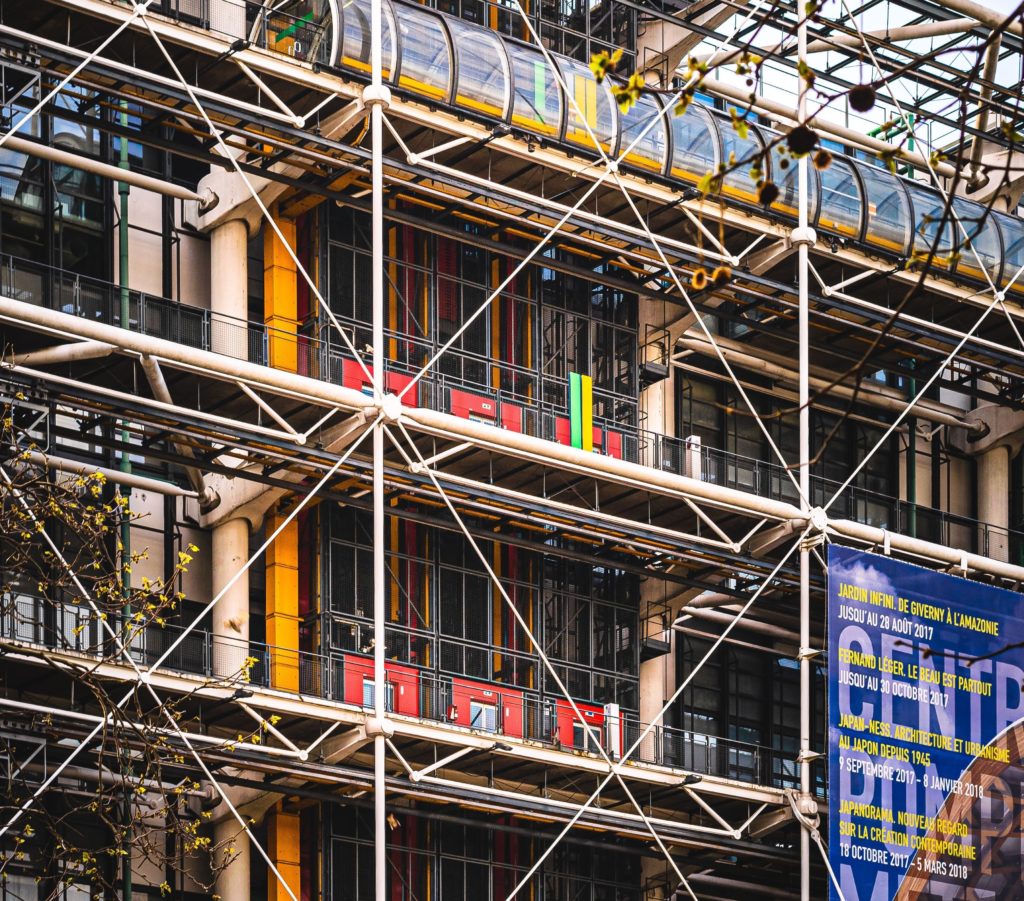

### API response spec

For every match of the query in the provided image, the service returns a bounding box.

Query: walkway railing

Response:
[0,591,811,792]
[6,251,1019,563]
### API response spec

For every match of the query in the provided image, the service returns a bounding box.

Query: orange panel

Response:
[267,804,301,901]
[266,511,300,692]
[264,210,299,373]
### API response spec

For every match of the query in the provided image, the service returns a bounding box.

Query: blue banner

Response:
[828,544,1024,900]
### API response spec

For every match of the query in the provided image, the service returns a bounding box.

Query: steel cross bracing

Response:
[0,0,1019,892]
[6,32,1024,406]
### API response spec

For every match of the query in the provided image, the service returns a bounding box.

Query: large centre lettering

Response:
[828,544,1024,900]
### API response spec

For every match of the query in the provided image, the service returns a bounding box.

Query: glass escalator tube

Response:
[337,0,396,80]
[817,156,863,241]
[506,41,564,139]
[762,127,820,222]
[712,110,765,204]
[951,195,1003,287]
[618,91,669,175]
[668,103,719,186]
[995,210,1024,295]
[330,1,1024,299]
[856,161,912,255]
[395,4,453,102]
[448,17,512,119]
[555,55,617,155]
[904,180,955,271]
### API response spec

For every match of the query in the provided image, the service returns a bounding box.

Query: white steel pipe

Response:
[675,606,801,642]
[139,354,218,510]
[797,10,812,900]
[925,0,1023,37]
[700,77,958,178]
[802,18,982,54]
[2,134,211,205]
[5,296,1024,583]
[11,340,114,366]
[829,518,1024,582]
[20,450,198,498]
[0,295,376,415]
[402,405,804,522]
[370,0,388,894]
[969,34,1002,187]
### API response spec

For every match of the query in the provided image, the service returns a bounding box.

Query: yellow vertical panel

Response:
[267,804,301,901]
[581,374,593,452]
[264,210,298,373]
[266,509,300,692]
[491,258,501,389]
[389,213,398,360]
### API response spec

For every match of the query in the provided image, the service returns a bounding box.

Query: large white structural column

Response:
[952,402,1024,561]
[211,517,251,677]
[215,818,252,901]
[210,218,249,355]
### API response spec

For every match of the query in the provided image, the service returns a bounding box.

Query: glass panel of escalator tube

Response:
[396,5,452,102]
[952,196,1002,286]
[339,0,395,79]
[763,129,819,222]
[904,181,954,269]
[714,112,765,204]
[668,103,718,185]
[817,156,862,240]
[995,211,1024,294]
[556,56,617,154]
[448,17,510,118]
[508,43,563,138]
[618,92,668,174]
[856,161,911,254]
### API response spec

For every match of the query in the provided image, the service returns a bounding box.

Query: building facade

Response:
[0,0,1021,898]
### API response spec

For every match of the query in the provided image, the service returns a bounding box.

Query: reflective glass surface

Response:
[996,212,1024,292]
[905,182,954,266]
[669,104,718,183]
[340,0,395,78]
[817,157,861,237]
[557,57,616,152]
[952,197,1002,285]
[714,113,763,202]
[618,93,667,173]
[448,18,509,117]
[509,44,562,137]
[765,132,819,220]
[857,163,910,252]
[397,6,451,101]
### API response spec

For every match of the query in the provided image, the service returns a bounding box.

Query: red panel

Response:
[500,402,523,433]
[386,370,418,407]
[554,416,571,446]
[449,387,498,423]
[342,656,419,716]
[450,677,524,739]
[339,360,418,407]
[386,662,420,716]
[342,655,372,707]
[605,430,623,459]
[555,699,604,747]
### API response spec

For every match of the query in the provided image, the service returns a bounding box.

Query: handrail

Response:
[5,250,1017,562]
[0,591,823,793]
